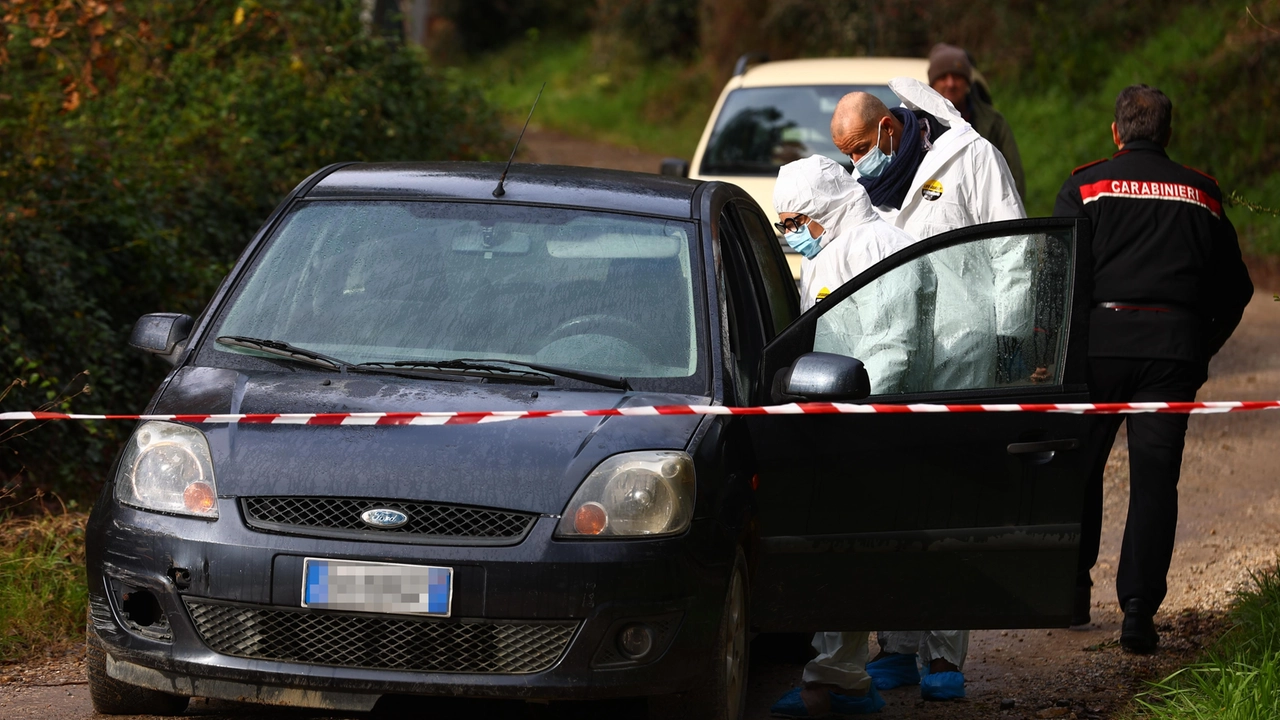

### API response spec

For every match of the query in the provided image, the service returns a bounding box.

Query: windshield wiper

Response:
[355,358,553,385]
[216,336,354,372]
[216,336,478,382]
[360,358,630,391]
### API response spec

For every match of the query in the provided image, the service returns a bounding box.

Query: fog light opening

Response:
[121,589,163,628]
[617,623,654,660]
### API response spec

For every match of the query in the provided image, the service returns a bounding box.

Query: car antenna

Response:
[493,83,544,198]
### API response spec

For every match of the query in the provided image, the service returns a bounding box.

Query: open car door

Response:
[747,218,1093,632]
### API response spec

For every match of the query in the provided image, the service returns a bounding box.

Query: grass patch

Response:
[1133,565,1280,718]
[0,510,89,662]
[459,33,713,157]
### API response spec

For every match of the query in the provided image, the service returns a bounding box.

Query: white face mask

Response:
[854,121,895,179]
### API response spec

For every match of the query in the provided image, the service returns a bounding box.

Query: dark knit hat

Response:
[928,43,972,85]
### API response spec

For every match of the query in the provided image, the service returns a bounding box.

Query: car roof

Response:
[307,162,702,219]
[736,57,928,87]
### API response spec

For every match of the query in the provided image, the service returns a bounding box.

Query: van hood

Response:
[686,174,801,279]
[692,175,780,224]
[150,366,709,516]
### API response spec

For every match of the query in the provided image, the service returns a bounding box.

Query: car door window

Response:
[812,230,1070,396]
[735,202,801,336]
[717,210,767,403]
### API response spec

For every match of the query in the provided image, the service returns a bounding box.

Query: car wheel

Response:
[651,548,749,720]
[86,632,190,716]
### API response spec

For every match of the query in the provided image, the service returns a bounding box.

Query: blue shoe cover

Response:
[830,685,886,715]
[920,670,965,700]
[866,652,920,690]
[770,686,886,717]
[769,688,813,718]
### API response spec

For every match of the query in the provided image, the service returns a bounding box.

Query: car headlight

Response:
[115,421,219,519]
[556,451,694,538]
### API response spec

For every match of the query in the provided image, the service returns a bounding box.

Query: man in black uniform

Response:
[1054,85,1253,653]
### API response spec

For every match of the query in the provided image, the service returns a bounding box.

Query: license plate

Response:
[301,558,452,617]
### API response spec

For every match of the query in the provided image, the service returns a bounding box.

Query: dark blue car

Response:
[86,162,1094,718]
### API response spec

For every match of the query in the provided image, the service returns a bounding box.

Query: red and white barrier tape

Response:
[3,401,1279,425]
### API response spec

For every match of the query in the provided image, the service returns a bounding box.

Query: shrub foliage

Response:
[0,0,503,505]
[0,507,88,660]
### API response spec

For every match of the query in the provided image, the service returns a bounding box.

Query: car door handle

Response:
[1007,439,1080,455]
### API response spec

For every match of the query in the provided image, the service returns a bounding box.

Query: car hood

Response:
[151,366,710,516]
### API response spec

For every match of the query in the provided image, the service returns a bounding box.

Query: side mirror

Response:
[129,313,194,365]
[659,158,690,177]
[772,352,870,402]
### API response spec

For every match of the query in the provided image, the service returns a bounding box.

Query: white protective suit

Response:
[869,77,1033,393]
[865,78,1032,671]
[772,157,936,691]
[774,155,934,396]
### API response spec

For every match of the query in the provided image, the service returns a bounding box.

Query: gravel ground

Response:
[2,132,1276,719]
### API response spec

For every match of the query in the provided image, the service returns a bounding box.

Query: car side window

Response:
[718,210,768,402]
[812,230,1071,396]
[735,202,800,336]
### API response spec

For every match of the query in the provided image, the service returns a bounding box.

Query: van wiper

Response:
[216,336,353,372]
[361,358,630,391]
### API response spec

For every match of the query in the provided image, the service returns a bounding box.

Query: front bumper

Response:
[86,496,733,706]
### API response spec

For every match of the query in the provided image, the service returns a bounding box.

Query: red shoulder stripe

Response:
[1184,165,1218,185]
[1078,179,1222,219]
[1072,158,1108,176]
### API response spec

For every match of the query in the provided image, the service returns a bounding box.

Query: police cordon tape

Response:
[3,401,1280,425]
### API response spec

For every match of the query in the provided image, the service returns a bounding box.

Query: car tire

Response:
[86,632,190,716]
[650,548,749,720]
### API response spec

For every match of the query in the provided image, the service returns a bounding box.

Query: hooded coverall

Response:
[773,155,937,689]
[866,77,1032,673]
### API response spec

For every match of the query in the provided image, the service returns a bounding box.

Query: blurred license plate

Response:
[301,558,452,617]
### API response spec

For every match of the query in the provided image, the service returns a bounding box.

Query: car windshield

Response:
[699,85,902,176]
[209,201,705,391]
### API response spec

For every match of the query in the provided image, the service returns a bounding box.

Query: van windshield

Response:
[699,85,901,176]
[209,201,706,392]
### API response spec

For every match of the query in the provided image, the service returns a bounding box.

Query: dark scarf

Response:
[858,107,928,210]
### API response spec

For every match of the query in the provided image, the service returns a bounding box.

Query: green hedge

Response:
[0,0,503,505]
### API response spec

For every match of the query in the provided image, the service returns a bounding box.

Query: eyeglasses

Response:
[773,216,809,234]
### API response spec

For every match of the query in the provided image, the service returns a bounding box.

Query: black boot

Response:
[1071,585,1091,627]
[1120,598,1158,653]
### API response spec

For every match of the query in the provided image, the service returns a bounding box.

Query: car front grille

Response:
[240,496,537,545]
[185,599,577,675]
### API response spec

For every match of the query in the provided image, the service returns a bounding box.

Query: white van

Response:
[663,55,928,278]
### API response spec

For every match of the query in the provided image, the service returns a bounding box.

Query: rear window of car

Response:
[699,85,901,176]
[205,200,707,393]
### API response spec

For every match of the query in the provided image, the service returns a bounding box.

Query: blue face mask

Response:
[785,222,824,259]
[854,121,895,179]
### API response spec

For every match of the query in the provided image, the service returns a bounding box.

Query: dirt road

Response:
[3,133,1277,719]
[514,127,670,174]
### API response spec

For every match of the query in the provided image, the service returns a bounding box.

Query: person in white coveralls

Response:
[767,155,936,719]
[775,155,936,395]
[827,77,1034,701]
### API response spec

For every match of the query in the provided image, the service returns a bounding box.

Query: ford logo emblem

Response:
[361,508,409,529]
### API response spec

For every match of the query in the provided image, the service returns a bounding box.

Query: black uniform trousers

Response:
[1076,357,1207,611]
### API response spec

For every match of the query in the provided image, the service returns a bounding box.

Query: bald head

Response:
[831,92,901,161]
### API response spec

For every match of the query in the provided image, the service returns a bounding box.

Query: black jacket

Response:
[1054,141,1253,362]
